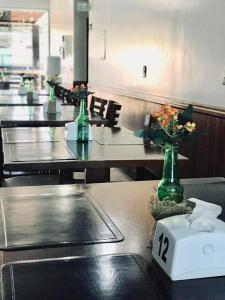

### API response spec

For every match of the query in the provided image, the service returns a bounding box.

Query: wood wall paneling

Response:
[90,88,225,179]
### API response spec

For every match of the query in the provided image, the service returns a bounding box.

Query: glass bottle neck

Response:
[27,81,33,92]
[162,143,179,182]
[49,86,55,102]
[79,99,86,116]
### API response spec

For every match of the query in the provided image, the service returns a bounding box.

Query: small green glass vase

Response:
[157,143,184,203]
[77,98,89,142]
[49,85,55,102]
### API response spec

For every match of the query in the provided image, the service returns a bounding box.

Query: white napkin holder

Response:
[152,199,225,281]
[18,86,27,95]
[43,100,61,114]
[64,121,93,141]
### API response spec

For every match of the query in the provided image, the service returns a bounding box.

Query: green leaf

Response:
[134,129,145,137]
[178,105,193,125]
[150,128,171,145]
[180,130,205,143]
[135,127,173,145]
[183,104,193,119]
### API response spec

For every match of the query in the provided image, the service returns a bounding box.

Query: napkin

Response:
[187,198,222,232]
[33,91,39,100]
[18,86,27,95]
[64,121,93,141]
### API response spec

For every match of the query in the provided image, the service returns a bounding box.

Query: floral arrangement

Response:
[135,104,197,145]
[135,104,199,204]
[151,104,196,145]
[46,79,58,89]
[47,74,61,85]
[71,84,94,100]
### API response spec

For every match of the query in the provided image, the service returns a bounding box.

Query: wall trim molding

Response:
[90,84,225,178]
[90,84,225,118]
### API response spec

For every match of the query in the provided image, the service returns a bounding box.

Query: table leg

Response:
[86,168,110,183]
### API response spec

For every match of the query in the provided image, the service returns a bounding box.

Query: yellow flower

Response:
[185,122,196,132]
[153,112,161,118]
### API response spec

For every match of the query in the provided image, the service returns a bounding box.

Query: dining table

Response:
[0,94,51,106]
[1,126,188,183]
[0,88,49,96]
[0,105,108,127]
[0,177,225,299]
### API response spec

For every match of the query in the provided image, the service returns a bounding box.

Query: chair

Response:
[54,83,61,98]
[141,113,160,180]
[105,100,122,127]
[144,114,151,127]
[66,92,80,106]
[143,114,152,145]
[61,89,71,103]
[90,96,108,117]
[58,87,67,101]
[73,81,88,88]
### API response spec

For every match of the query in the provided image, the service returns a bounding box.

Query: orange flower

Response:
[170,109,177,116]
[153,104,181,129]
[162,119,169,127]
[166,110,172,116]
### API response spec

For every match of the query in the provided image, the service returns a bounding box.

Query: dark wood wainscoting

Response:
[92,87,225,178]
[90,87,225,179]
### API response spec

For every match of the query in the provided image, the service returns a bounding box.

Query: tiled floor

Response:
[73,168,132,183]
[110,168,132,182]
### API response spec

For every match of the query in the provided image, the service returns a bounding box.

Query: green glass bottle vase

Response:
[27,80,33,102]
[157,143,184,203]
[77,98,89,142]
[49,85,55,102]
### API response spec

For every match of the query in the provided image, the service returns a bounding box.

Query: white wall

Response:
[49,0,74,85]
[0,0,49,10]
[89,0,225,109]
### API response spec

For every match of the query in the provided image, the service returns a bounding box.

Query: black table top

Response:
[4,253,225,300]
[184,181,225,220]
[0,193,123,250]
[0,94,49,106]
[0,89,48,96]
[0,105,106,127]
[2,127,177,172]
[2,254,158,300]
[0,179,225,300]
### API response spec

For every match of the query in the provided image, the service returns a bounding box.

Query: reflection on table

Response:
[1,126,185,182]
[0,105,107,127]
[0,178,225,300]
